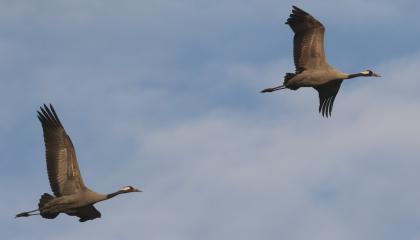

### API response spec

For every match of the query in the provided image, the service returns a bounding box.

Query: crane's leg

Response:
[16,209,40,218]
[261,85,286,93]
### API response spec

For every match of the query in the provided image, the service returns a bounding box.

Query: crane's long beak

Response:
[134,188,142,192]
[372,72,381,77]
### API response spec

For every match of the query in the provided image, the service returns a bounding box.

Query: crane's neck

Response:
[106,190,125,199]
[346,72,367,79]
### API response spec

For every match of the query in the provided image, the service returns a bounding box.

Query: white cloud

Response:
[3,1,420,240]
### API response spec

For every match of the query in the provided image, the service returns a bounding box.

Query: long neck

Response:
[106,190,125,199]
[346,72,365,79]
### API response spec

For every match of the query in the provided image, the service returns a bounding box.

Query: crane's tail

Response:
[38,193,59,219]
[16,193,56,218]
[261,72,296,93]
[284,72,295,84]
[283,72,301,90]
[16,193,59,219]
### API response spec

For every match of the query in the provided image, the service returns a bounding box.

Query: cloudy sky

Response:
[1,0,420,239]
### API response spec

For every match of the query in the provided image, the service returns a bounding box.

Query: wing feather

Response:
[67,205,101,222]
[286,6,329,73]
[37,104,87,196]
[313,80,342,117]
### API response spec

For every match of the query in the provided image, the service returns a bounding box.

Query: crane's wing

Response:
[286,6,329,73]
[67,205,101,222]
[37,104,87,196]
[313,80,343,117]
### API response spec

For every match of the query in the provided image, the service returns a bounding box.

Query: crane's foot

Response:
[261,85,285,93]
[16,209,39,218]
[16,212,31,218]
[261,88,274,93]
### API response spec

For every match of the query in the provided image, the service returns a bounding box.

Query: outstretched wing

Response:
[286,6,329,73]
[313,80,343,117]
[67,205,101,222]
[37,104,87,196]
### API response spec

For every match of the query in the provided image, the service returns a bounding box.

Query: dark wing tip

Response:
[292,6,309,14]
[328,96,336,117]
[292,6,302,12]
[48,104,63,126]
[319,99,326,117]
[286,5,324,31]
[314,81,342,118]
[286,6,309,25]
[37,104,63,128]
[318,97,335,118]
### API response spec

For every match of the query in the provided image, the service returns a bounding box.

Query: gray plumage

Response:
[16,104,141,222]
[261,6,380,117]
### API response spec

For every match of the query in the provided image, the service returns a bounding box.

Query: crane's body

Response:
[38,191,104,213]
[16,104,141,222]
[261,6,380,117]
[286,68,348,88]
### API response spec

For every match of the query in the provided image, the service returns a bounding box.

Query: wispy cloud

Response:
[2,1,420,240]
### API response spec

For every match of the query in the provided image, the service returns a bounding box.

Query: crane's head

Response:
[360,70,381,77]
[120,186,142,193]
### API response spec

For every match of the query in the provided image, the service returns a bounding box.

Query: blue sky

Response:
[1,0,420,239]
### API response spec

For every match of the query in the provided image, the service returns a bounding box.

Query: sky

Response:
[1,0,420,239]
